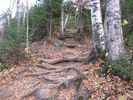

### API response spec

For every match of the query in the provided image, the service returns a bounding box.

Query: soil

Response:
[0,31,132,100]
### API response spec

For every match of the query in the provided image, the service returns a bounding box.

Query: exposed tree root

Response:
[74,81,84,100]
[36,65,56,70]
[83,48,105,65]
[83,90,92,100]
[41,76,61,84]
[33,81,41,87]
[36,93,59,100]
[39,57,85,65]
[21,48,107,100]
[23,72,51,77]
[21,67,87,100]
[23,67,82,78]
[20,85,56,100]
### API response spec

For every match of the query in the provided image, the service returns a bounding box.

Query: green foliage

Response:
[0,23,26,66]
[64,1,73,14]
[121,0,133,21]
[66,16,75,29]
[28,0,62,41]
[121,0,133,64]
[103,54,133,82]
[0,63,9,72]
[111,57,133,82]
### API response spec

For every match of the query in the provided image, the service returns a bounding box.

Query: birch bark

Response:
[49,17,52,39]
[26,0,29,53]
[8,0,16,26]
[79,6,82,34]
[49,0,52,39]
[90,0,105,51]
[17,0,20,29]
[75,13,77,28]
[104,0,125,61]
[7,0,12,26]
[23,5,26,26]
[59,0,64,39]
[64,13,69,30]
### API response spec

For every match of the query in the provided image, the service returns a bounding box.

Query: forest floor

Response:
[0,30,133,100]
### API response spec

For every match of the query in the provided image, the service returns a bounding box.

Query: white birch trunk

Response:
[17,0,20,29]
[64,13,69,30]
[60,0,64,39]
[26,0,29,53]
[23,6,26,26]
[90,0,105,51]
[7,0,12,26]
[79,6,82,34]
[75,13,76,28]
[0,25,4,42]
[49,16,52,39]
[104,0,125,61]
[49,0,52,39]
[7,0,16,25]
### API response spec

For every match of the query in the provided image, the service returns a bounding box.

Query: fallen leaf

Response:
[118,94,127,100]
[95,82,100,88]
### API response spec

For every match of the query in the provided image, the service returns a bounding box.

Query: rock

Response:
[53,40,63,47]
[35,89,48,99]
[42,53,51,59]
[48,72,56,76]
[62,51,69,55]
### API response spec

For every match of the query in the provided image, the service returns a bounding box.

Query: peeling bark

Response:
[17,0,20,29]
[23,6,26,26]
[90,0,105,51]
[59,0,64,39]
[104,0,125,61]
[64,13,69,30]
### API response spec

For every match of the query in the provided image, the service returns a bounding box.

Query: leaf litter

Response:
[0,35,132,100]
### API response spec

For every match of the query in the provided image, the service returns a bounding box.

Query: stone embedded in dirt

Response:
[42,53,52,59]
[35,89,48,99]
[53,40,63,47]
[48,72,56,76]
[61,51,70,55]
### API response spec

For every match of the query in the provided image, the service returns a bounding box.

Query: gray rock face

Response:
[35,89,48,99]
[53,40,63,47]
[42,53,51,59]
[62,51,69,55]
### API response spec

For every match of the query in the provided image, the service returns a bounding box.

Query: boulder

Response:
[42,53,51,59]
[61,51,69,55]
[53,40,63,47]
[35,89,48,100]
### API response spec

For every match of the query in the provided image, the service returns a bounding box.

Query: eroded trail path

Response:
[0,31,133,100]
[0,31,93,100]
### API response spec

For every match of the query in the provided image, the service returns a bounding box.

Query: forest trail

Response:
[0,30,93,100]
[0,30,133,100]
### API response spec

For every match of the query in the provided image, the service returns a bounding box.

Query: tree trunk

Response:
[17,0,20,30]
[7,0,12,26]
[64,13,69,30]
[86,9,91,34]
[23,6,26,26]
[16,0,20,64]
[0,25,4,42]
[59,0,64,39]
[49,16,52,39]
[90,0,105,51]
[79,6,82,34]
[75,13,77,28]
[104,0,125,61]
[26,0,29,53]
[49,0,52,39]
